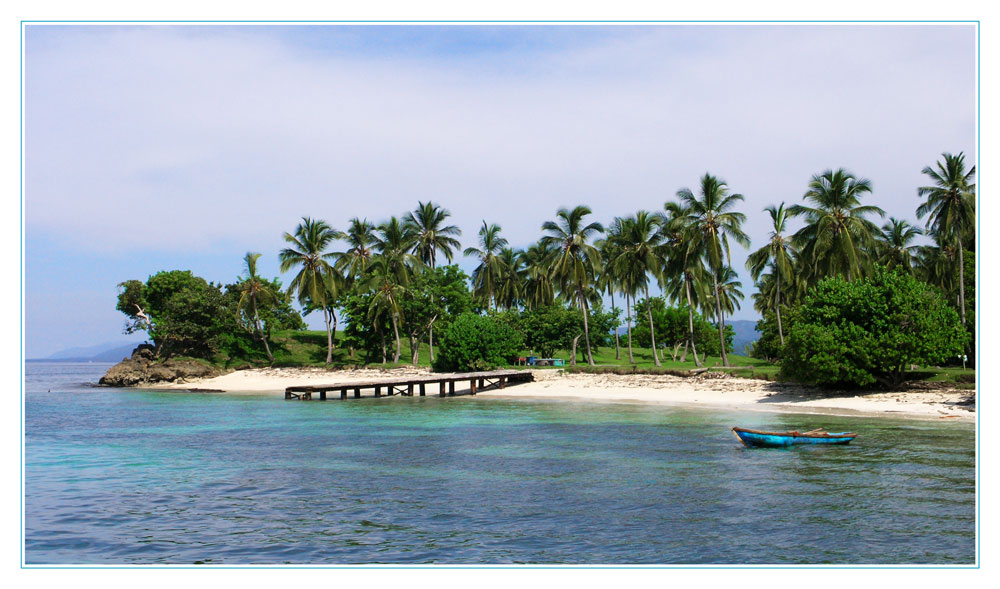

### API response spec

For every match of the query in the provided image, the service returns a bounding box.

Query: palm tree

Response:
[596,221,625,361]
[279,217,341,363]
[661,200,706,367]
[917,152,976,324]
[519,241,556,310]
[337,217,378,281]
[746,203,795,345]
[373,216,422,283]
[611,211,665,366]
[361,257,406,364]
[790,168,884,283]
[403,201,463,268]
[876,217,923,273]
[678,173,750,367]
[464,221,509,310]
[541,206,605,366]
[234,252,280,363]
[496,247,524,311]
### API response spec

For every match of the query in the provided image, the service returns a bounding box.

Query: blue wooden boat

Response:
[731,426,857,448]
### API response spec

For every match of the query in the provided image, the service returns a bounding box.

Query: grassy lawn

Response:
[222,329,973,387]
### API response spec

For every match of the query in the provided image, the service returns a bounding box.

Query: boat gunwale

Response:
[731,426,857,439]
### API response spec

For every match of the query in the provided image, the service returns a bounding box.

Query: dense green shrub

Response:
[781,268,967,388]
[433,312,525,372]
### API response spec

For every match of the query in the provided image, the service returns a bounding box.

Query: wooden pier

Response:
[284,369,533,401]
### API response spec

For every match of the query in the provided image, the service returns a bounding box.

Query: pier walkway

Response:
[284,369,533,401]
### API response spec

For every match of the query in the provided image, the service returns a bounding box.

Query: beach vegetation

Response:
[781,267,967,388]
[433,312,524,372]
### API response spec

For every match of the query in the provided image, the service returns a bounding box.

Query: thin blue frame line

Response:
[20,19,980,23]
[19,19,981,570]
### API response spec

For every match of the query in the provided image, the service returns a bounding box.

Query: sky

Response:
[22,24,976,358]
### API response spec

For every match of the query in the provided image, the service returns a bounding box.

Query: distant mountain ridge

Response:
[729,319,761,356]
[32,341,143,363]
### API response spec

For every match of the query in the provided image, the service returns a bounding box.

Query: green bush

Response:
[781,267,967,388]
[433,312,525,372]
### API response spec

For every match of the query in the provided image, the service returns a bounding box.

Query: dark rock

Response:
[99,345,225,387]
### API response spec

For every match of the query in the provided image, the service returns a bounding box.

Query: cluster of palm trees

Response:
[748,152,976,352]
[268,152,973,367]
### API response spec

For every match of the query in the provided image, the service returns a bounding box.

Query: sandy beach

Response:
[147,367,976,422]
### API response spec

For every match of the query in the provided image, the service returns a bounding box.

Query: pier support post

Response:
[354,388,361,399]
[478,378,484,389]
[340,388,347,400]
[449,381,455,396]
[419,384,426,396]
[375,386,381,398]
[407,384,414,396]
[500,377,506,389]
[319,391,327,401]
[439,382,446,397]
[470,379,477,395]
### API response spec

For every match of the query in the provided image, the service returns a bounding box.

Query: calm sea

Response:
[24,362,976,565]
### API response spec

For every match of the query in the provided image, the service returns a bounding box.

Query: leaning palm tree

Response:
[403,201,463,269]
[464,221,509,310]
[917,152,976,325]
[876,217,923,273]
[611,211,665,366]
[279,217,341,364]
[541,206,605,366]
[790,168,885,283]
[678,174,750,367]
[746,203,795,345]
[234,252,280,363]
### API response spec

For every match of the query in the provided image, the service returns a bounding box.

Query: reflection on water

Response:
[24,363,975,564]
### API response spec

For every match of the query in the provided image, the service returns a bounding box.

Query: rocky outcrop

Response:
[99,345,226,387]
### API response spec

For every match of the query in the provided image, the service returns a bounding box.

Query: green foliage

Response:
[781,268,967,388]
[433,312,524,372]
[750,306,797,361]
[631,298,731,357]
[517,305,583,358]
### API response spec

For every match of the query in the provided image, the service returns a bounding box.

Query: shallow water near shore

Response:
[25,363,975,565]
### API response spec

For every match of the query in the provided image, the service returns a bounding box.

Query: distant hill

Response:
[729,319,761,356]
[31,341,142,363]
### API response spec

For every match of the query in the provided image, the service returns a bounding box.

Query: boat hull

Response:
[732,427,857,448]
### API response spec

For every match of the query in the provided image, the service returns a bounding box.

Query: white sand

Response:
[148,367,975,422]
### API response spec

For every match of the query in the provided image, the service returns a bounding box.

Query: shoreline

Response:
[144,367,976,423]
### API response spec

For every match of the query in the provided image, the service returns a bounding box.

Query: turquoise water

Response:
[24,363,976,565]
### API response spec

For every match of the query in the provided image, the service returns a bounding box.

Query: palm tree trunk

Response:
[323,307,333,364]
[611,290,621,360]
[379,327,386,364]
[713,271,729,367]
[776,272,784,346]
[251,298,273,363]
[626,292,635,364]
[958,240,966,325]
[392,314,401,363]
[579,289,595,366]
[410,334,419,365]
[330,308,338,347]
[644,283,661,366]
[685,279,703,368]
[428,325,435,364]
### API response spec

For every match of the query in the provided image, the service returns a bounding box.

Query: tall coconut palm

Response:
[234,252,280,363]
[790,168,884,283]
[541,206,605,366]
[464,221,509,310]
[373,216,422,283]
[611,211,665,366]
[496,247,524,311]
[596,220,626,360]
[279,217,341,364]
[746,203,795,345]
[402,201,462,358]
[519,241,556,310]
[661,200,706,367]
[876,217,923,273]
[678,174,750,367]
[361,257,406,364]
[403,201,463,268]
[337,217,378,281]
[917,152,976,324]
